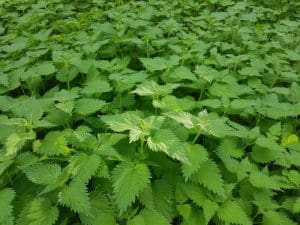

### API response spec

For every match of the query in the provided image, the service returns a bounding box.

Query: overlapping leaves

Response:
[0,0,299,225]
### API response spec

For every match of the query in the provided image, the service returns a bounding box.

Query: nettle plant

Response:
[0,0,300,225]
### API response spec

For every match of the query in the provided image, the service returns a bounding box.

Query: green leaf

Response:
[5,131,36,156]
[56,66,79,82]
[180,183,218,223]
[164,111,195,129]
[0,73,9,87]
[262,211,297,225]
[1,1,299,224]
[55,100,74,115]
[140,57,169,71]
[35,63,56,75]
[23,162,62,185]
[79,192,116,225]
[268,122,281,138]
[283,170,300,187]
[67,153,100,182]
[195,112,232,137]
[249,171,281,190]
[152,179,176,221]
[177,204,192,222]
[101,112,141,132]
[132,81,180,97]
[217,200,252,225]
[147,129,188,162]
[181,144,208,180]
[34,131,71,156]
[256,136,285,153]
[154,95,196,112]
[0,188,15,225]
[12,97,46,121]
[17,198,59,225]
[0,160,13,177]
[59,181,91,215]
[290,82,300,103]
[81,80,112,95]
[15,152,39,169]
[167,66,196,81]
[180,207,206,225]
[2,37,28,52]
[200,99,222,109]
[112,162,151,213]
[190,160,225,196]
[239,66,261,77]
[293,198,300,213]
[209,82,252,98]
[74,98,106,115]
[217,138,244,158]
[128,210,170,225]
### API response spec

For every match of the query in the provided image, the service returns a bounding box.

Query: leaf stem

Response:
[192,132,201,144]
[146,40,149,58]
[140,137,145,158]
[20,84,26,95]
[117,82,123,111]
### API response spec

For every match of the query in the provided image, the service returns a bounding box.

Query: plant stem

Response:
[192,132,201,144]
[140,138,145,158]
[146,40,149,57]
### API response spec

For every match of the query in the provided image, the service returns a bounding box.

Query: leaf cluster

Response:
[0,0,299,224]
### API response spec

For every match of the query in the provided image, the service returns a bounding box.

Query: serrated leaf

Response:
[155,95,196,112]
[190,160,225,196]
[217,138,244,158]
[132,81,180,97]
[200,99,222,109]
[168,66,196,81]
[56,66,79,82]
[67,153,100,182]
[35,131,71,156]
[112,162,151,213]
[249,171,281,190]
[81,80,112,95]
[140,57,169,71]
[147,129,188,162]
[180,183,218,223]
[74,98,106,115]
[181,144,208,179]
[0,188,15,224]
[35,63,56,75]
[5,131,36,156]
[59,181,91,215]
[101,112,140,132]
[23,162,62,185]
[129,127,144,143]
[55,100,74,115]
[79,192,116,225]
[128,210,170,225]
[256,136,285,152]
[164,111,195,129]
[17,198,59,225]
[262,211,297,225]
[12,97,45,121]
[152,179,176,221]
[293,198,300,213]
[281,134,299,147]
[177,204,192,222]
[217,200,252,225]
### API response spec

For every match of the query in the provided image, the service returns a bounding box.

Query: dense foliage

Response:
[0,0,300,224]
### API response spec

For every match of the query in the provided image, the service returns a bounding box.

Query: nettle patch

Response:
[0,0,300,225]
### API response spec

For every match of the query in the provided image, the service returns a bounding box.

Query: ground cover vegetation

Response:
[0,0,300,224]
